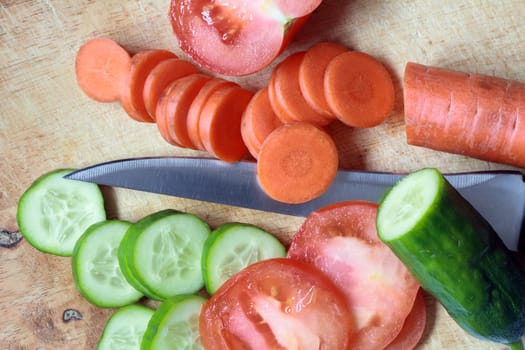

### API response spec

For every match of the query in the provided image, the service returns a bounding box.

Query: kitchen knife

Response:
[65,156,525,252]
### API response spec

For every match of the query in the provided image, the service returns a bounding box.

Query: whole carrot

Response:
[404,62,525,168]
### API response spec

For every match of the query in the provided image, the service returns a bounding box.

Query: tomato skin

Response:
[168,0,315,76]
[199,258,352,350]
[288,201,420,350]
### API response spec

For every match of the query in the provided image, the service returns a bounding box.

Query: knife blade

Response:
[65,156,525,252]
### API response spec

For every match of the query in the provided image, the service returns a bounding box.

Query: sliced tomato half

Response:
[287,201,421,350]
[168,0,321,76]
[199,258,353,350]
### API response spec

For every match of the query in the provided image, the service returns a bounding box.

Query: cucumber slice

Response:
[97,304,154,350]
[141,295,206,350]
[202,222,286,294]
[17,169,106,256]
[72,220,143,308]
[377,168,525,345]
[122,209,211,300]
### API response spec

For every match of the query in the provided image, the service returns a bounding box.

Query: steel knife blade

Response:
[65,156,525,251]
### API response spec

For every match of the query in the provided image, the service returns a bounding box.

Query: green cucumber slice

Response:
[72,220,143,308]
[202,222,286,294]
[97,304,154,350]
[123,209,211,300]
[376,168,525,345]
[17,169,106,256]
[141,295,206,350]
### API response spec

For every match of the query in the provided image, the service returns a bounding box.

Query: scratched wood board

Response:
[1,1,524,349]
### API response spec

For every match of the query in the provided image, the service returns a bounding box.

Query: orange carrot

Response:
[198,85,253,162]
[241,88,283,159]
[163,74,212,149]
[75,37,131,103]
[143,58,199,119]
[120,49,177,123]
[186,78,238,151]
[384,289,427,350]
[299,42,348,115]
[256,122,338,204]
[155,79,183,147]
[270,52,335,126]
[404,62,525,168]
[324,51,395,128]
[267,72,297,124]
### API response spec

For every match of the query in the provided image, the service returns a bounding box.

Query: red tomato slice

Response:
[287,201,421,350]
[168,0,319,76]
[199,258,353,350]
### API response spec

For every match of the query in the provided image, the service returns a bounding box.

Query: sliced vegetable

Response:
[155,79,185,147]
[143,58,199,119]
[287,200,420,349]
[299,41,348,115]
[269,51,334,126]
[75,37,131,103]
[97,304,154,350]
[240,88,283,159]
[324,50,395,127]
[198,85,253,162]
[141,295,206,350]
[168,0,320,76]
[256,122,338,204]
[199,258,353,349]
[119,209,210,300]
[120,49,177,123]
[72,220,143,308]
[17,169,106,256]
[404,61,525,168]
[202,222,286,294]
[376,168,525,346]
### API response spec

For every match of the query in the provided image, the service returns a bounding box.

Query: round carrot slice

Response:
[287,200,421,349]
[187,78,238,151]
[164,74,212,149]
[267,72,296,124]
[155,80,184,147]
[384,289,427,350]
[241,88,283,159]
[198,85,253,162]
[75,37,131,103]
[324,50,395,128]
[299,42,348,115]
[271,52,334,126]
[256,122,338,204]
[120,49,177,123]
[143,58,199,119]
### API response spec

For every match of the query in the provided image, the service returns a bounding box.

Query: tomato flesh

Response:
[199,258,352,350]
[169,0,319,76]
[287,201,421,350]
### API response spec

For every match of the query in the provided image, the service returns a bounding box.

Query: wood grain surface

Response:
[1,1,524,349]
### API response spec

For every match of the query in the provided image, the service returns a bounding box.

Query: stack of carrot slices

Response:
[75,38,395,203]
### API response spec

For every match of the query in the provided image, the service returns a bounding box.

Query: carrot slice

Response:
[75,37,131,103]
[163,74,212,149]
[155,79,183,147]
[384,289,427,350]
[299,42,348,115]
[120,49,177,123]
[287,200,421,349]
[270,52,335,126]
[198,85,253,162]
[256,122,338,204]
[187,78,238,151]
[267,72,296,124]
[241,88,283,159]
[404,62,525,168]
[324,51,395,128]
[143,58,199,119]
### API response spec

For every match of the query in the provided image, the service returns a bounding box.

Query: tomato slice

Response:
[168,0,318,76]
[287,201,421,350]
[199,258,353,350]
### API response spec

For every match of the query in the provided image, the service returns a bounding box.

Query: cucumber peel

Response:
[377,168,525,345]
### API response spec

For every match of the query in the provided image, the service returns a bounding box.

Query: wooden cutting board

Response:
[1,1,524,349]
